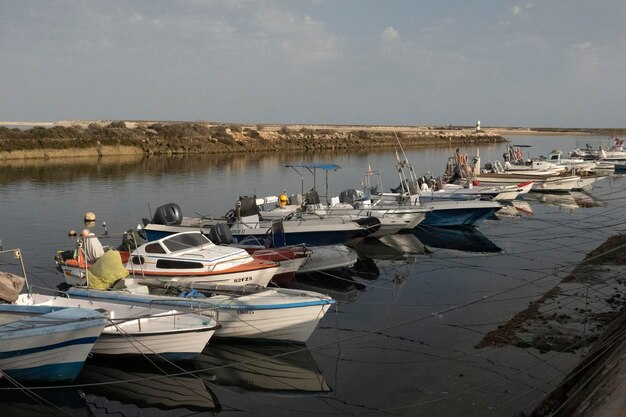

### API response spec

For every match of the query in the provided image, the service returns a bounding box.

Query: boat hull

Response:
[17,293,219,360]
[66,287,335,343]
[0,306,106,382]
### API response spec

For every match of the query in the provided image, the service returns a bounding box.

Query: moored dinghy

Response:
[66,284,335,343]
[0,249,108,383]
[17,290,220,360]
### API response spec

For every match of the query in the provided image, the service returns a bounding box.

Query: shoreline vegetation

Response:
[1,119,622,160]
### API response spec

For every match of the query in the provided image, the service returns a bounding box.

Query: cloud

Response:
[381,26,400,42]
[512,3,533,16]
[251,9,344,65]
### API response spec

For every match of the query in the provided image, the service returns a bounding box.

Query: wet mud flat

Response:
[477,233,626,416]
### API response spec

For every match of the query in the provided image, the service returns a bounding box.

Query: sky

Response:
[1,0,625,128]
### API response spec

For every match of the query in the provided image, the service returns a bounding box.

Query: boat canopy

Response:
[285,163,341,201]
[285,163,341,171]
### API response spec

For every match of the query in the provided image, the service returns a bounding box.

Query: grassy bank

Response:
[0,121,507,160]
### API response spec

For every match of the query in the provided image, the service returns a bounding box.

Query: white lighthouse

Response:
[476,120,481,132]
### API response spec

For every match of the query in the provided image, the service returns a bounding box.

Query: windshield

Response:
[162,233,211,252]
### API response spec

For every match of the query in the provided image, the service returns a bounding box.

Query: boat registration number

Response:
[234,276,253,283]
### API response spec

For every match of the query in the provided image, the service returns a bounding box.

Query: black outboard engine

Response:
[237,196,260,217]
[208,223,234,245]
[151,203,183,226]
[339,189,359,204]
[304,190,320,205]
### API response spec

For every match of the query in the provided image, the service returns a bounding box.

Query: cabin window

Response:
[162,233,210,252]
[144,243,166,254]
[132,256,145,265]
[156,259,204,269]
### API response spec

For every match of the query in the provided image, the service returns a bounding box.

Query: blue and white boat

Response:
[64,284,335,343]
[0,303,107,382]
[142,199,379,246]
[0,248,108,383]
[18,291,220,360]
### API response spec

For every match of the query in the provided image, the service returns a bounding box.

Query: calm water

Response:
[0,135,624,416]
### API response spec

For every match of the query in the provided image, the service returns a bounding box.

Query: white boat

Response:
[17,291,220,360]
[257,163,425,233]
[143,199,378,247]
[125,231,279,287]
[65,284,335,343]
[0,249,108,383]
[418,179,534,202]
[0,303,107,382]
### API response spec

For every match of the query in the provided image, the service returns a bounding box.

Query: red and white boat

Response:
[58,231,279,288]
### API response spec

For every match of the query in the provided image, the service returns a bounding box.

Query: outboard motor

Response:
[237,196,260,217]
[208,223,234,245]
[289,193,303,206]
[151,203,183,226]
[304,190,320,205]
[339,189,359,204]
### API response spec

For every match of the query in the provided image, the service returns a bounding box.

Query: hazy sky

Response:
[1,1,625,127]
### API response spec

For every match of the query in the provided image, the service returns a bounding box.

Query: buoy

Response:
[84,211,96,222]
[279,191,288,207]
[68,230,77,237]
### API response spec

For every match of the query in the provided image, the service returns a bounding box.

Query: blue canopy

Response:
[285,163,341,171]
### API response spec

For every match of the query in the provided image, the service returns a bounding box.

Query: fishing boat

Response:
[65,284,335,343]
[450,149,582,192]
[17,291,220,360]
[0,249,107,383]
[355,149,502,227]
[143,198,379,246]
[257,163,425,233]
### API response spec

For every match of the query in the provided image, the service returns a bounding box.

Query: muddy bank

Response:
[476,233,626,416]
[477,234,626,353]
[0,122,506,160]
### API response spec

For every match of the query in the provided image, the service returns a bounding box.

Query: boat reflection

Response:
[0,385,88,417]
[496,200,534,217]
[350,234,429,261]
[195,342,331,394]
[77,359,221,415]
[412,225,503,253]
[348,234,430,280]
[523,191,606,210]
[287,270,361,302]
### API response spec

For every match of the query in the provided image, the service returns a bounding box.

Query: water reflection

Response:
[496,200,534,217]
[523,191,606,210]
[194,342,330,394]
[350,234,429,261]
[0,385,88,417]
[413,225,503,253]
[77,359,221,415]
[288,271,361,302]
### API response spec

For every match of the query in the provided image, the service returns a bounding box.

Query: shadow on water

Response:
[76,358,221,415]
[412,225,503,253]
[194,342,331,394]
[0,383,88,417]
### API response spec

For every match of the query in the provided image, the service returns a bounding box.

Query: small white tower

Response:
[476,120,481,132]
